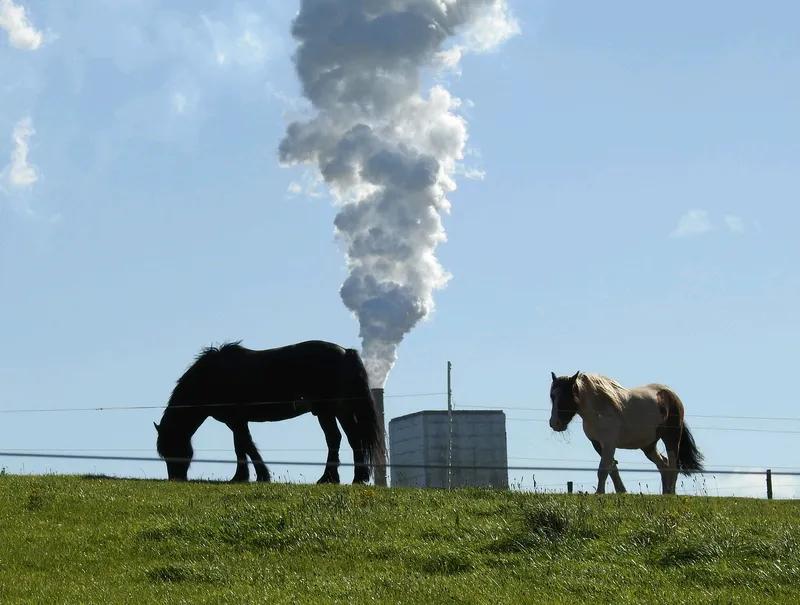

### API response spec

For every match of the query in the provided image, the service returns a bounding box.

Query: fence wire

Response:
[1,450,799,477]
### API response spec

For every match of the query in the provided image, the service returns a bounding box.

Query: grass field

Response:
[0,474,798,604]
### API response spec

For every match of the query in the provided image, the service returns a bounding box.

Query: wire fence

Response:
[457,403,800,423]
[1,390,798,499]
[3,449,798,476]
[0,391,448,414]
[0,449,796,499]
[1,393,800,424]
[2,401,800,435]
[1,448,798,473]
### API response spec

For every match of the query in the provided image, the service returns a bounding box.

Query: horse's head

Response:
[549,371,580,431]
[154,421,192,481]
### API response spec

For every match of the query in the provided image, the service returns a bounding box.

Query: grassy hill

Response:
[0,474,798,604]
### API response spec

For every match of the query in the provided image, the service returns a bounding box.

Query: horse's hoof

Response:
[256,474,271,483]
[316,474,340,484]
[230,476,249,483]
[352,471,370,485]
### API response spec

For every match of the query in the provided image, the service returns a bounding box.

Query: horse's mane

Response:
[576,373,628,411]
[167,341,245,406]
[195,341,244,362]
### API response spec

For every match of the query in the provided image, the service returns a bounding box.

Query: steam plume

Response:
[280,0,518,386]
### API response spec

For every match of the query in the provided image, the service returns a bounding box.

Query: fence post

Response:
[766,469,773,500]
[567,481,573,494]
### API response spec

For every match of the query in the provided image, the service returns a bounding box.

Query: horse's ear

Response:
[153,422,160,433]
[551,371,557,382]
[571,372,582,398]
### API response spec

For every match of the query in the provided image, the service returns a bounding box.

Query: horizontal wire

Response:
[1,449,796,473]
[508,455,800,471]
[458,403,800,423]
[1,451,799,476]
[0,447,327,453]
[0,391,447,414]
[1,407,798,435]
[504,416,800,435]
[0,393,797,425]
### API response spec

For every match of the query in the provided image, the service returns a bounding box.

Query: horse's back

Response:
[627,383,667,400]
[169,340,365,408]
[261,340,349,362]
[193,340,350,371]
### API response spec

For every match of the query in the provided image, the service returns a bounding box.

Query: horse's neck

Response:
[578,391,619,420]
[162,405,207,438]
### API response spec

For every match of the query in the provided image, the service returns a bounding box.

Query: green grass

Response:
[0,475,798,604]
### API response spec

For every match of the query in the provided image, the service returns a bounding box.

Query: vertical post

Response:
[447,361,453,490]
[371,388,387,487]
[766,469,773,500]
[567,481,573,494]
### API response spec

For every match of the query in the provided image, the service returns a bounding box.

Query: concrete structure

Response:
[388,410,508,489]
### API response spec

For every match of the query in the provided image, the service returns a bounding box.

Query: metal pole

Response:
[567,481,573,494]
[766,469,773,500]
[447,361,453,490]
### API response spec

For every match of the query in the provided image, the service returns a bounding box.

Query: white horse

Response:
[549,372,704,494]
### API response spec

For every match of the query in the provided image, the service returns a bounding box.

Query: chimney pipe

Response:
[370,387,387,487]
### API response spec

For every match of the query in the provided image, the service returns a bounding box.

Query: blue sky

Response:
[1,1,798,497]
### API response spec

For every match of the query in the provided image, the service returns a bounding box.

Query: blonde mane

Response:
[576,373,629,411]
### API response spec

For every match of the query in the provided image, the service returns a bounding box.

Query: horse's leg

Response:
[665,443,679,495]
[641,442,669,494]
[609,460,626,494]
[595,445,619,495]
[659,430,681,495]
[228,422,250,483]
[316,413,341,484]
[337,412,369,484]
[591,440,625,494]
[240,424,270,482]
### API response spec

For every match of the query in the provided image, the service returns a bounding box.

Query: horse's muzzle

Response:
[549,419,567,432]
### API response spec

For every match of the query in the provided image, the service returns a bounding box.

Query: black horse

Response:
[154,340,383,484]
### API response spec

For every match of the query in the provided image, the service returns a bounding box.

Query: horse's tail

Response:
[345,349,385,480]
[658,389,705,475]
[677,423,704,475]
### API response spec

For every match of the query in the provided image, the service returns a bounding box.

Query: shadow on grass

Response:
[413,549,475,575]
[490,498,598,554]
[146,562,225,585]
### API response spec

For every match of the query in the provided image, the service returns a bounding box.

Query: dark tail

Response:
[346,349,385,480]
[658,388,704,476]
[677,423,704,475]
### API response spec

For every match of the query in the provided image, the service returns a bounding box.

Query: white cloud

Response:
[201,11,274,69]
[432,2,519,75]
[286,171,324,199]
[456,164,486,180]
[434,47,463,72]
[0,0,42,50]
[724,214,745,234]
[670,210,751,239]
[171,91,188,115]
[461,0,521,52]
[3,117,38,189]
[671,209,713,238]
